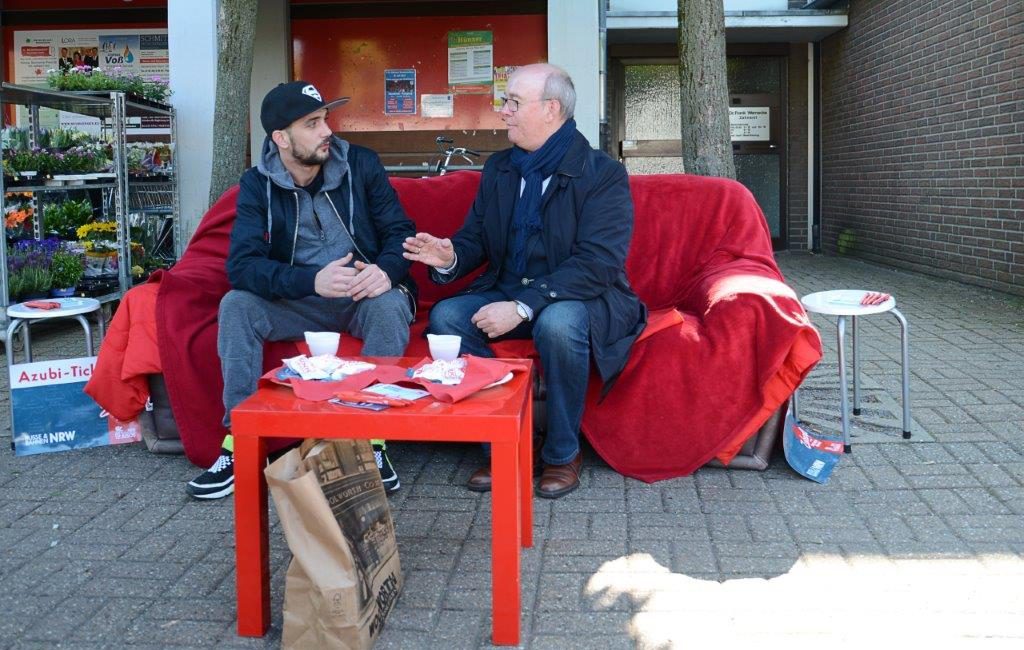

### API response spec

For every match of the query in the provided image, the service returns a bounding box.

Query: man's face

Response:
[279,108,333,166]
[501,72,559,152]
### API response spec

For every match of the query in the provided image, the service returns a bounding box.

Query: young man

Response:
[403,64,647,499]
[187,81,416,499]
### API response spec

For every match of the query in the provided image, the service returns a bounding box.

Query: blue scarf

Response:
[509,118,577,275]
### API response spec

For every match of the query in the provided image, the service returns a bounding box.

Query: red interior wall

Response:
[291,14,547,132]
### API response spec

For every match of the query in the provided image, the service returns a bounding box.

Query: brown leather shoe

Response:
[466,439,544,493]
[536,454,582,499]
[466,466,493,492]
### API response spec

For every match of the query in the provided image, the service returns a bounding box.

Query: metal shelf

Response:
[1,84,180,336]
[0,83,174,118]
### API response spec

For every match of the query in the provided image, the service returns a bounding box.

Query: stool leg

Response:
[837,316,851,453]
[74,315,94,356]
[21,321,32,363]
[97,304,108,343]
[852,314,861,416]
[6,319,22,445]
[5,319,22,365]
[891,308,912,439]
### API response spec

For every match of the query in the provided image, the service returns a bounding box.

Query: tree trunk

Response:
[208,0,259,206]
[677,0,736,179]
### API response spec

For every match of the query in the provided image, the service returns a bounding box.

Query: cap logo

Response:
[301,84,323,101]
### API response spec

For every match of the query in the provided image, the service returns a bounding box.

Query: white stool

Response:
[796,290,911,452]
[5,297,105,364]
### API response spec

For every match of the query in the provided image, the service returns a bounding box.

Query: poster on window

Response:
[492,65,518,111]
[384,69,416,115]
[12,28,169,133]
[9,357,142,457]
[447,31,492,93]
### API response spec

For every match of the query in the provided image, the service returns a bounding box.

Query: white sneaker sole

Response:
[188,483,235,500]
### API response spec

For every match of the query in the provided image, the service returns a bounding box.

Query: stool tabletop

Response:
[801,290,896,316]
[7,297,101,319]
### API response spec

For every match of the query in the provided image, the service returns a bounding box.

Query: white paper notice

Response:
[421,94,454,118]
[729,107,771,141]
[447,31,493,86]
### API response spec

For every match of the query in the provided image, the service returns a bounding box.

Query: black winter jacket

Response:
[227,136,416,304]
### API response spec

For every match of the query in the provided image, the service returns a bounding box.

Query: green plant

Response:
[49,250,85,288]
[837,228,856,255]
[46,66,172,103]
[44,199,94,236]
[17,265,52,296]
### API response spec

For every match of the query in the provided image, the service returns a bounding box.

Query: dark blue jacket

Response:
[227,137,416,304]
[433,131,647,387]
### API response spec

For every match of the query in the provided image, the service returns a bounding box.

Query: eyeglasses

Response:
[499,96,551,113]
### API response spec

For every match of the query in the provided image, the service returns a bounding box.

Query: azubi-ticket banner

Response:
[9,357,141,456]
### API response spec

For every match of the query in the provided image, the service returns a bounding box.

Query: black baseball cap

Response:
[260,81,349,134]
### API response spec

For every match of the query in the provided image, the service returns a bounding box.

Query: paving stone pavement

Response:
[1,252,1022,649]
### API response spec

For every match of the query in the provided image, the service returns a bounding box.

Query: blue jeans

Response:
[429,290,590,465]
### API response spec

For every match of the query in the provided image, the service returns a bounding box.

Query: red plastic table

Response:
[231,357,534,645]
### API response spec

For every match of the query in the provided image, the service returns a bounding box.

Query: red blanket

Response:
[83,282,161,420]
[153,171,820,477]
[579,175,821,480]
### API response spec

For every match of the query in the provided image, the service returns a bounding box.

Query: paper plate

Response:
[482,372,514,390]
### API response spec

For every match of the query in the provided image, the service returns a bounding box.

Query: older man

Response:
[403,64,647,498]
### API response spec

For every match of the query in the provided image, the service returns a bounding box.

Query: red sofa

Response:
[89,171,821,482]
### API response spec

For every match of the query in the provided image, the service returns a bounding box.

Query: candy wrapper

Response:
[282,355,376,381]
[410,358,466,386]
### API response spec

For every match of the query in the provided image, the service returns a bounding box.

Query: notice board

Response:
[291,14,547,133]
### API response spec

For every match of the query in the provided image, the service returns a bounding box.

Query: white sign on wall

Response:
[729,106,771,141]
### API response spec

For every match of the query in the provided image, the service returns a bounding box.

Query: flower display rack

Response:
[0,83,180,334]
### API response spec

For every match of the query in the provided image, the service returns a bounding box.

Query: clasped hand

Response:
[315,253,391,300]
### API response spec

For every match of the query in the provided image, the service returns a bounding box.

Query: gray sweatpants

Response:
[217,288,412,427]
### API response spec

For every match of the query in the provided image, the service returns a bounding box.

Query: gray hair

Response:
[542,66,576,120]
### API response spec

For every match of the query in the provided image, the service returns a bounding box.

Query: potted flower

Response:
[4,201,34,241]
[46,65,172,103]
[49,250,85,297]
[43,198,94,239]
[76,221,119,276]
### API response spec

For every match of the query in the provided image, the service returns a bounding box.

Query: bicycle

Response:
[432,136,480,175]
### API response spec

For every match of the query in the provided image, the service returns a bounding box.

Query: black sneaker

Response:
[373,443,400,494]
[186,447,234,500]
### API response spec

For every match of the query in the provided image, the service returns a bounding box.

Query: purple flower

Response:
[151,75,162,82]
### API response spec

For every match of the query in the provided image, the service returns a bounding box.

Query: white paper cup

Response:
[304,331,341,357]
[427,334,461,361]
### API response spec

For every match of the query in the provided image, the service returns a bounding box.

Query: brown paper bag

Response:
[265,439,403,649]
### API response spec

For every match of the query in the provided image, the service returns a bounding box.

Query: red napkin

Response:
[860,291,891,306]
[24,300,62,310]
[405,355,530,403]
[258,364,409,402]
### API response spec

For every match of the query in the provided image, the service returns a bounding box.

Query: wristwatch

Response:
[514,301,531,321]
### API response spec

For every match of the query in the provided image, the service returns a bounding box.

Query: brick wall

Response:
[820,0,1023,295]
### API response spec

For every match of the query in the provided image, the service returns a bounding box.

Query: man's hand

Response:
[402,232,455,269]
[314,253,358,298]
[471,301,524,339]
[348,261,392,301]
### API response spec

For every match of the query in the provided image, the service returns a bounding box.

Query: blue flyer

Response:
[782,406,843,484]
[384,69,416,115]
[9,357,141,456]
